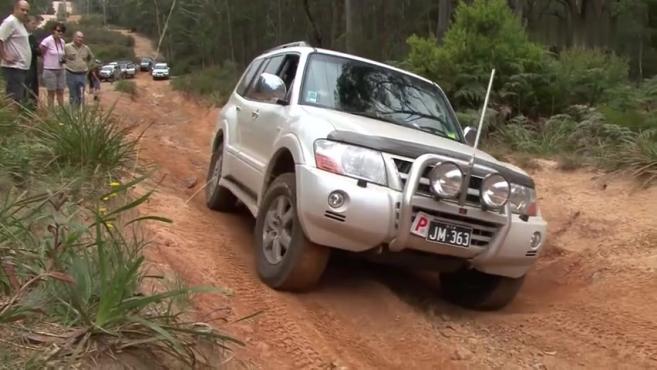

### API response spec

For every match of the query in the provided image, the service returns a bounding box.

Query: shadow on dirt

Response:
[316,251,464,314]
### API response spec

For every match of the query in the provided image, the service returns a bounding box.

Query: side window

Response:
[263,55,285,75]
[236,58,264,96]
[245,54,286,102]
[244,53,300,103]
[278,55,300,92]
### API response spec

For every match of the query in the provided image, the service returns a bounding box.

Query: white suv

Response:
[206,42,547,310]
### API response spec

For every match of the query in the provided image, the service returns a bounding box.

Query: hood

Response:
[299,105,534,187]
[300,105,497,162]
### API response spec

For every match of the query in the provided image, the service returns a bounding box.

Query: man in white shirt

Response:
[0,0,31,104]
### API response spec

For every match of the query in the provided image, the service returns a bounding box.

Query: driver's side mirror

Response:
[254,72,288,105]
[463,126,477,146]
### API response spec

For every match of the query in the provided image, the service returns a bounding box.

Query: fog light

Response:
[529,231,542,250]
[328,191,346,209]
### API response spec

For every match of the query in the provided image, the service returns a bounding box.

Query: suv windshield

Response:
[300,53,462,141]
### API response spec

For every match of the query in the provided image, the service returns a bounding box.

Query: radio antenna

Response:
[459,68,496,206]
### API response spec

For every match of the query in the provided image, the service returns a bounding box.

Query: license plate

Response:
[410,211,472,248]
[426,221,472,247]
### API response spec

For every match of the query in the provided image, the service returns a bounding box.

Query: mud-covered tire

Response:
[255,173,330,291]
[440,268,525,310]
[205,142,237,212]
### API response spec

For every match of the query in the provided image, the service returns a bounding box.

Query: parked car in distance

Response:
[116,60,137,79]
[140,57,154,71]
[151,62,170,80]
[99,64,121,82]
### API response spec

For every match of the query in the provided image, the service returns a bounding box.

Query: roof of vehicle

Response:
[257,41,437,87]
[153,63,168,67]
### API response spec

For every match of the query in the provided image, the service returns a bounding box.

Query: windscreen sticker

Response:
[306,90,318,103]
[447,131,457,140]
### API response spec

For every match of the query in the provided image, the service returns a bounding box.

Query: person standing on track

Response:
[64,30,94,108]
[39,22,67,107]
[24,14,40,110]
[0,0,32,106]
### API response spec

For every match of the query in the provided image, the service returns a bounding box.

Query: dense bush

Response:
[171,61,240,105]
[551,48,629,109]
[404,0,547,116]
[403,0,632,121]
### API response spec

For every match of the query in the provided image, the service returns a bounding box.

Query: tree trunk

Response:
[156,0,177,57]
[345,0,354,52]
[153,0,162,48]
[303,0,322,47]
[436,0,453,42]
[330,0,342,50]
[225,0,235,64]
[277,0,282,44]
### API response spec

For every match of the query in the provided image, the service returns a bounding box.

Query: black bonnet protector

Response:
[327,130,535,189]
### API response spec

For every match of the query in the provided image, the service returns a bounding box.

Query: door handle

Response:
[251,110,260,119]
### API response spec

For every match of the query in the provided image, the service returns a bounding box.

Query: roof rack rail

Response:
[265,41,310,53]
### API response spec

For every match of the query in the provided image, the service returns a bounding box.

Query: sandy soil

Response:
[88,30,657,369]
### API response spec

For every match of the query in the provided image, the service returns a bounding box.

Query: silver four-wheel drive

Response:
[205,41,547,310]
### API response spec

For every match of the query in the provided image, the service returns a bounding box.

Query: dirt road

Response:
[97,31,657,369]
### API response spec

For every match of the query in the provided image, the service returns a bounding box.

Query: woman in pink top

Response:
[39,22,66,107]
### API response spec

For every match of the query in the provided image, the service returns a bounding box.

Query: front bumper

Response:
[295,154,547,278]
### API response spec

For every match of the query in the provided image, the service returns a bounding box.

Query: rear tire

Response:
[205,142,238,212]
[440,268,525,310]
[255,173,330,291]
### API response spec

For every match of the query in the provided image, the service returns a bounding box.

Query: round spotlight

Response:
[328,191,346,209]
[428,162,463,198]
[480,173,510,209]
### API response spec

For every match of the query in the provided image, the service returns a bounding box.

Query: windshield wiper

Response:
[378,111,456,140]
[344,110,456,141]
[413,125,448,137]
[344,110,401,126]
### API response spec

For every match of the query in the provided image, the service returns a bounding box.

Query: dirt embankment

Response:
[93,30,657,369]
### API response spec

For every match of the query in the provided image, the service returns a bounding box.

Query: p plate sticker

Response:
[306,90,318,103]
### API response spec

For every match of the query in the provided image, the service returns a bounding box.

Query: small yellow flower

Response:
[102,196,109,201]
[110,181,121,188]
[99,207,107,215]
[107,223,114,229]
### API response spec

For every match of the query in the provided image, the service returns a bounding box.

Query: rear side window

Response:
[236,58,264,96]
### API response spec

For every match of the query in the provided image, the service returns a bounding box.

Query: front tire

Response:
[255,173,330,291]
[205,142,237,211]
[440,268,525,310]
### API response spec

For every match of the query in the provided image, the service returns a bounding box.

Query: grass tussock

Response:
[115,80,138,99]
[489,105,657,187]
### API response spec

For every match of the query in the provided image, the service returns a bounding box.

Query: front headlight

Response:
[509,184,538,216]
[480,173,510,209]
[314,140,387,185]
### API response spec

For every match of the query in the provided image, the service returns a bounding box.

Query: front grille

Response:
[411,207,499,247]
[393,157,483,207]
